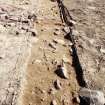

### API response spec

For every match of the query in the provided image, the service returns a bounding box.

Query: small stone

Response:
[30,29,37,37]
[100,47,105,54]
[16,31,19,35]
[54,79,62,90]
[49,43,56,49]
[0,57,3,59]
[70,20,76,25]
[63,26,70,33]
[48,88,56,95]
[32,59,41,64]
[73,97,80,104]
[68,42,73,46]
[41,90,46,94]
[50,100,57,105]
[54,30,61,35]
[53,39,65,46]
[69,49,73,56]
[28,14,37,21]
[55,64,69,79]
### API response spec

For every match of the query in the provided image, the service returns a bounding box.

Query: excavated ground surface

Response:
[19,0,79,105]
[0,0,105,105]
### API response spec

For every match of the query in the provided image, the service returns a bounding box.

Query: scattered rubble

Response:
[48,88,57,95]
[63,26,70,33]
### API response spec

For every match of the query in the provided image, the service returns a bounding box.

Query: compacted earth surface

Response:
[0,0,105,105]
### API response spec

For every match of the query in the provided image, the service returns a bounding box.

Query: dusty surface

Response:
[64,0,105,92]
[0,1,38,105]
[19,0,79,105]
[0,0,105,105]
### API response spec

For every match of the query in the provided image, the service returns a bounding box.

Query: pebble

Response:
[30,29,37,37]
[32,59,41,64]
[54,79,62,90]
[50,100,57,105]
[100,47,105,54]
[63,26,70,33]
[49,43,56,49]
[54,31,61,35]
[70,20,76,25]
[73,96,80,104]
[53,39,65,46]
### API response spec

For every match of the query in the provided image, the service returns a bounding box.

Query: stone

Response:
[53,39,65,46]
[73,96,80,104]
[50,100,57,105]
[54,79,62,90]
[100,47,105,54]
[54,29,61,35]
[79,88,105,105]
[55,64,69,79]
[48,88,56,95]
[70,20,76,25]
[16,31,19,35]
[63,26,70,33]
[49,43,56,49]
[32,59,41,64]
[30,29,37,37]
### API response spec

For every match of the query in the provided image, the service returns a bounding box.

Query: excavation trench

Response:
[0,0,104,105]
[18,0,80,105]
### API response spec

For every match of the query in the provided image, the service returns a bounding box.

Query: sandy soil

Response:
[64,0,105,92]
[0,0,105,105]
[19,0,79,105]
